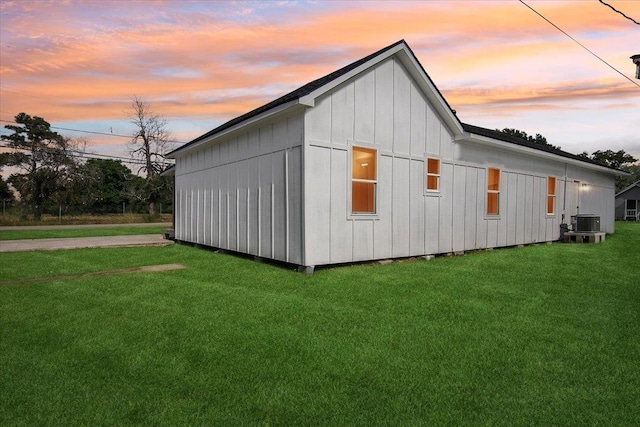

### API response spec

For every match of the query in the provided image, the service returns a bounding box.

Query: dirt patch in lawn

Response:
[0,263,187,286]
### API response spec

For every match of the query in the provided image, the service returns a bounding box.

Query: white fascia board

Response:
[299,44,407,107]
[395,51,464,136]
[456,133,629,176]
[299,43,464,136]
[168,100,301,158]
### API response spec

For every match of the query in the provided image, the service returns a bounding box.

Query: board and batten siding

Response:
[174,111,304,265]
[563,164,616,232]
[304,57,455,266]
[302,56,615,267]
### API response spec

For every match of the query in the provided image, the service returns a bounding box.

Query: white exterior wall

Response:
[457,143,616,240]
[174,111,304,265]
[303,57,616,267]
[304,58,455,266]
[564,164,616,232]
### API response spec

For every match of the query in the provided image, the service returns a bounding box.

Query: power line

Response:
[50,124,187,145]
[0,146,142,166]
[598,0,640,25]
[0,119,132,139]
[0,143,174,167]
[519,0,640,88]
[50,126,131,139]
[0,117,177,168]
[0,119,188,145]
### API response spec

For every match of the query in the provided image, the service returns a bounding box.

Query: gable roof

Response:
[615,180,640,198]
[168,39,462,157]
[169,40,405,156]
[168,40,626,176]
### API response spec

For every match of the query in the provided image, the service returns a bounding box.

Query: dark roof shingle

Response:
[461,123,621,171]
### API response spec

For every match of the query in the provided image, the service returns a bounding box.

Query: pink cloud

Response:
[1,0,637,157]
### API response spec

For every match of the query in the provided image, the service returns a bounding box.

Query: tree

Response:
[589,150,636,170]
[0,113,74,219]
[578,149,638,192]
[497,128,561,151]
[615,164,640,192]
[0,155,15,206]
[128,96,172,216]
[0,176,13,204]
[73,159,137,213]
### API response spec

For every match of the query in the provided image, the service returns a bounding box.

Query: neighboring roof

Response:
[615,180,640,197]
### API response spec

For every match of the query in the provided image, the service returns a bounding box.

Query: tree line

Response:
[0,97,174,219]
[2,116,636,219]
[498,128,638,192]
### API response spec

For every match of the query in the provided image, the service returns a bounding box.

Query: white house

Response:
[167,40,625,271]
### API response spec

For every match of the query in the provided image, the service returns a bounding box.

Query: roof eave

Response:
[397,45,463,136]
[298,43,406,106]
[615,180,640,197]
[456,132,629,176]
[167,99,302,158]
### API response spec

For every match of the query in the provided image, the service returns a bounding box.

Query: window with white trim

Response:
[487,167,500,216]
[426,157,440,192]
[547,176,556,215]
[352,146,377,214]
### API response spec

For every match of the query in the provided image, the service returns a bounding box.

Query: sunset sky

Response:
[1,0,639,174]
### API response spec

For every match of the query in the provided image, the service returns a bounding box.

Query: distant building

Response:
[615,181,640,221]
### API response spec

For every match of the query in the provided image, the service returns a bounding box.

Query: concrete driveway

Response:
[0,223,174,253]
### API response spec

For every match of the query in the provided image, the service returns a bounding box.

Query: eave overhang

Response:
[167,100,302,158]
[455,132,629,176]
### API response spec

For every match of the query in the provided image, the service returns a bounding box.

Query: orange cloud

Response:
[1,0,637,155]
[446,79,638,107]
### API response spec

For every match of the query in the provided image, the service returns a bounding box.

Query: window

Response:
[352,146,377,214]
[547,176,556,215]
[426,157,440,191]
[487,167,500,215]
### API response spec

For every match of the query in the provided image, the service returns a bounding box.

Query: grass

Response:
[0,222,638,425]
[0,225,167,241]
[0,213,173,226]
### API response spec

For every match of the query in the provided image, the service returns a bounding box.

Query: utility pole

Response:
[632,55,640,79]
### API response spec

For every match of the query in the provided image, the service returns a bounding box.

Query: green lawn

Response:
[0,225,166,241]
[0,213,173,226]
[1,222,638,425]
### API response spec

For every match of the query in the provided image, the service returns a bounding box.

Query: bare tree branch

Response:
[127,95,173,216]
